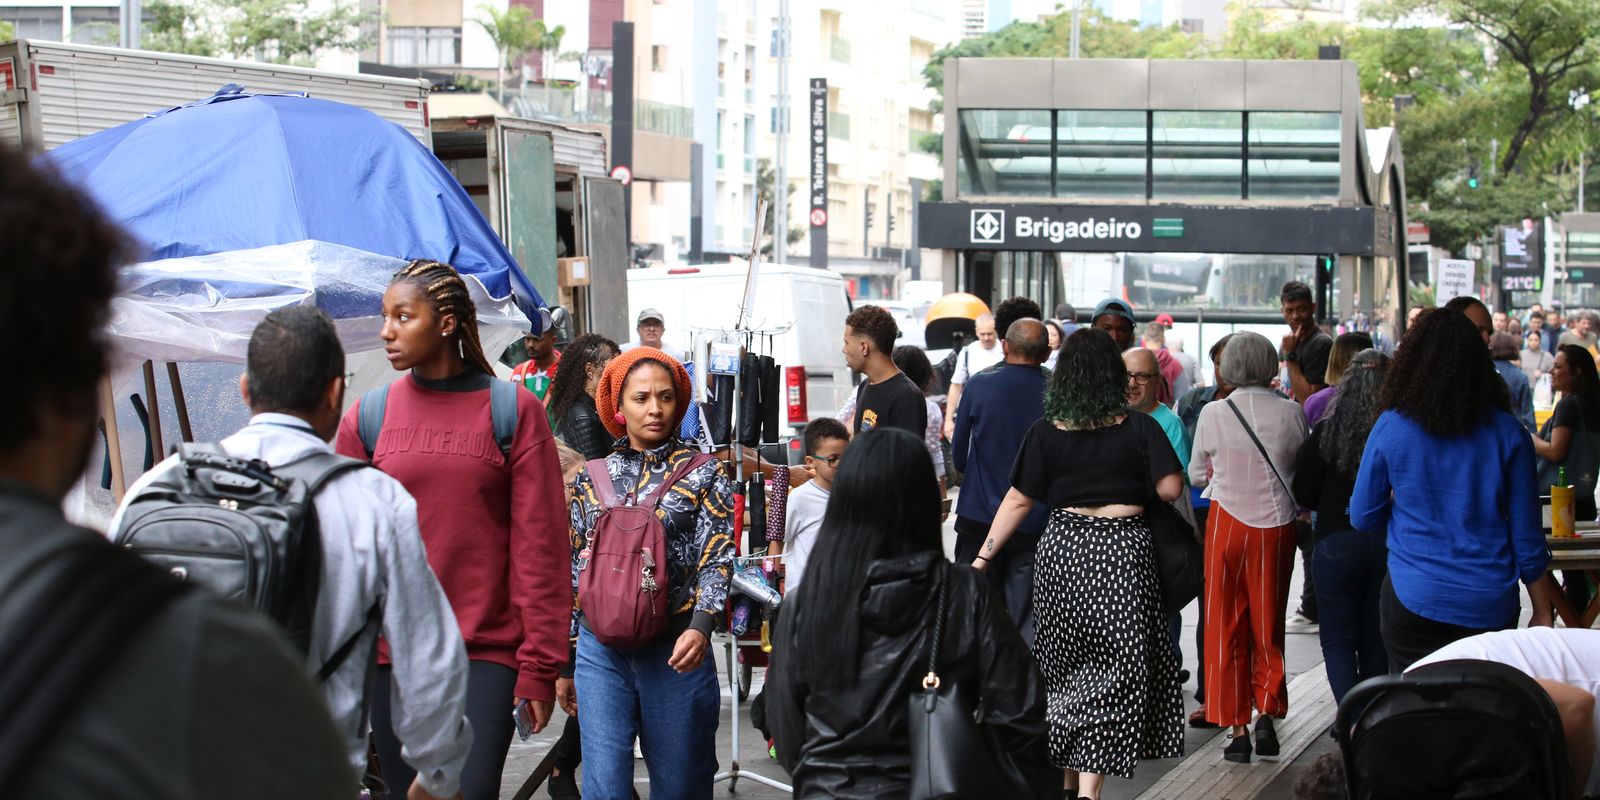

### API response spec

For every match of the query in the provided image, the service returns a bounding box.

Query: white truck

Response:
[0,39,430,152]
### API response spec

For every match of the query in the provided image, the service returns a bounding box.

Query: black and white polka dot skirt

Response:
[1033,509,1184,778]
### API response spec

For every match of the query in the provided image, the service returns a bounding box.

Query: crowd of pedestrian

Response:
[10,138,1600,800]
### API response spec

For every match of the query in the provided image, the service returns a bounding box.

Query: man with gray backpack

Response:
[110,306,474,800]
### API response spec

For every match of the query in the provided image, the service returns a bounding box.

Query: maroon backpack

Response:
[578,454,713,649]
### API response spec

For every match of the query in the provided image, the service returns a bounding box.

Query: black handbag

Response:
[908,563,1026,800]
[1139,432,1202,616]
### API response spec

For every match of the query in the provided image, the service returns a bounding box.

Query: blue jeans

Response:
[1312,530,1388,703]
[576,626,721,799]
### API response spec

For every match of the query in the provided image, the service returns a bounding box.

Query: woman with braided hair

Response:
[335,259,572,800]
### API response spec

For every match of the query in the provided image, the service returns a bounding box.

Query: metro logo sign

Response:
[970,209,1004,243]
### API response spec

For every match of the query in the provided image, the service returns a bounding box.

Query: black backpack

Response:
[113,443,370,678]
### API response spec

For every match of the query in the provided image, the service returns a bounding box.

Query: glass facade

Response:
[1152,111,1242,200]
[1054,110,1146,199]
[1121,253,1315,311]
[956,109,1052,197]
[956,109,1343,201]
[1248,112,1340,199]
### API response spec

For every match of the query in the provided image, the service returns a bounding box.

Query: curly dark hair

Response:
[1044,327,1128,430]
[891,345,935,395]
[845,304,898,355]
[1319,348,1389,477]
[545,333,619,421]
[0,144,130,451]
[993,295,1043,340]
[1381,308,1510,436]
[1557,344,1600,430]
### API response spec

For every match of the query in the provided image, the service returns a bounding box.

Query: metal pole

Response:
[1580,154,1587,214]
[773,0,790,265]
[1069,0,1081,59]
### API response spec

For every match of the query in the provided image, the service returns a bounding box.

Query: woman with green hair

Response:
[976,327,1186,800]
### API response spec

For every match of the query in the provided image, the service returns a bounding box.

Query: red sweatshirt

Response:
[336,371,571,702]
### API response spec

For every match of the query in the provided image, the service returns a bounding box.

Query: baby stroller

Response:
[1332,659,1575,799]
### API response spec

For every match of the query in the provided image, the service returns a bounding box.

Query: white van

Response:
[627,262,853,455]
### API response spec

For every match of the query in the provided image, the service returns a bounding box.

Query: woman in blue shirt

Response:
[1350,308,1562,672]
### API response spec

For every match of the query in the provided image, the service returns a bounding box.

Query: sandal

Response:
[1189,706,1221,729]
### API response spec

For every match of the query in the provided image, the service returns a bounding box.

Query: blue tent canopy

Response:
[45,86,547,324]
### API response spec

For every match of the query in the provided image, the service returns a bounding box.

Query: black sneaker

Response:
[548,767,580,799]
[1223,733,1252,764]
[1255,716,1280,759]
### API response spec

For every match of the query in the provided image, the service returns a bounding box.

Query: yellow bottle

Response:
[1553,466,1576,538]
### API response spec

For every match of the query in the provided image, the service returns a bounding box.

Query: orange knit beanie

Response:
[595,346,693,439]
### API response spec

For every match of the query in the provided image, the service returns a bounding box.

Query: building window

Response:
[1180,18,1204,33]
[69,7,118,44]
[386,26,460,66]
[0,7,64,41]
[956,109,1052,196]
[1247,111,1340,200]
[1152,111,1243,200]
[1055,109,1147,199]
[652,45,668,72]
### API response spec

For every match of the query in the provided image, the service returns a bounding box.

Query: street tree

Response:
[1374,0,1600,178]
[142,0,372,64]
[756,158,804,256]
[0,21,13,40]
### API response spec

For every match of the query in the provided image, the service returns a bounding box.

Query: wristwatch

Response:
[1282,350,1299,363]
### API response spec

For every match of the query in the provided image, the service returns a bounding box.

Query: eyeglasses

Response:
[1126,371,1158,384]
[813,454,843,467]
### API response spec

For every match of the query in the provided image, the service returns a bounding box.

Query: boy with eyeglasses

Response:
[780,418,850,593]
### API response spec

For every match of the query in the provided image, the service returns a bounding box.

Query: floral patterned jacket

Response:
[568,437,735,647]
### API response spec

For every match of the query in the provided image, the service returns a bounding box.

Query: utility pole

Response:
[121,0,142,48]
[773,0,790,264]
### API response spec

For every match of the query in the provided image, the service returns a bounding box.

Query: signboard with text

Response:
[809,78,828,269]
[1436,259,1475,307]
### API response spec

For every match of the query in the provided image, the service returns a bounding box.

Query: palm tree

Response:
[474,5,538,102]
[530,19,567,81]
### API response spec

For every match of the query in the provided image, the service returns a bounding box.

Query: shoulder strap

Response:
[639,453,715,508]
[275,450,368,495]
[922,562,950,684]
[314,600,381,683]
[490,379,519,459]
[0,545,190,785]
[586,459,619,509]
[357,384,391,462]
[1225,398,1293,499]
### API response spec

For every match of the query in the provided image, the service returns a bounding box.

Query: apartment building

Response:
[759,0,961,298]
[1,0,121,44]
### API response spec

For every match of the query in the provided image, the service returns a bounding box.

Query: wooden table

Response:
[1547,532,1600,626]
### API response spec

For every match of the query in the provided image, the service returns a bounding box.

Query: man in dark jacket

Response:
[0,143,354,797]
[951,318,1051,646]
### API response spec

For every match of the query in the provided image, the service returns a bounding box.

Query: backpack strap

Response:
[273,450,375,682]
[0,544,190,785]
[638,453,715,509]
[490,379,519,460]
[586,458,620,509]
[357,384,391,462]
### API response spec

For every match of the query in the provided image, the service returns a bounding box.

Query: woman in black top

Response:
[769,428,1056,798]
[546,333,620,460]
[1291,348,1390,704]
[978,328,1185,800]
[1532,344,1600,520]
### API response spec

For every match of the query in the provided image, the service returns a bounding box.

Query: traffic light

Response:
[1467,166,1480,189]
[865,204,875,230]
[887,206,897,233]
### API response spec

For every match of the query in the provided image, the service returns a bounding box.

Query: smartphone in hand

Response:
[513,699,536,741]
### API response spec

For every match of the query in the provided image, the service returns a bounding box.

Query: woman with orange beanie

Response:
[562,346,736,798]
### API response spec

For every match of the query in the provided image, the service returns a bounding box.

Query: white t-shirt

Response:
[783,480,830,593]
[621,340,686,362]
[1412,628,1600,798]
[950,341,1005,386]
